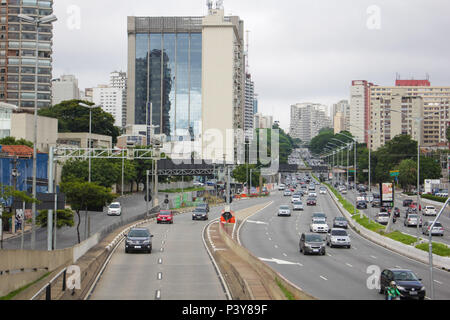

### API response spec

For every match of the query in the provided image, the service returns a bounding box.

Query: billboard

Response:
[381,183,394,203]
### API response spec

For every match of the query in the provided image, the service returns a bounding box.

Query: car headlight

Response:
[420,286,426,291]
[143,240,150,244]
[396,285,405,291]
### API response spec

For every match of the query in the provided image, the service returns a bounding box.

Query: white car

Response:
[278,184,286,191]
[193,181,204,187]
[375,212,389,225]
[340,188,347,194]
[284,190,292,196]
[319,187,327,194]
[308,192,317,198]
[292,201,304,211]
[326,228,351,248]
[291,195,301,203]
[107,202,122,216]
[278,205,291,217]
[310,220,329,233]
[423,206,437,216]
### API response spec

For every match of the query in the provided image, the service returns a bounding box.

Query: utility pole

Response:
[146,170,150,217]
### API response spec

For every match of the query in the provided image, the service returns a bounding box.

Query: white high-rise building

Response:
[332,99,350,133]
[110,71,127,127]
[244,73,255,140]
[350,80,374,143]
[92,85,124,128]
[290,103,331,142]
[51,75,80,105]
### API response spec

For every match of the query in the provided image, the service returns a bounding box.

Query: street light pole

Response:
[18,13,58,250]
[79,103,100,183]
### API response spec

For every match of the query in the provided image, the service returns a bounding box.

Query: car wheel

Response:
[322,250,326,256]
[347,245,351,249]
[379,286,384,294]
[125,249,128,254]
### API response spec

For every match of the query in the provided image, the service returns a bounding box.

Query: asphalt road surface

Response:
[239,180,450,300]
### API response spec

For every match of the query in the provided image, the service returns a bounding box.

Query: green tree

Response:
[36,209,75,228]
[38,99,121,143]
[61,181,115,243]
[0,136,33,148]
[419,155,442,184]
[398,159,417,192]
[0,184,38,249]
[232,164,261,188]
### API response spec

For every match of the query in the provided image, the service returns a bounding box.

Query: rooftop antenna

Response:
[206,0,213,13]
[216,0,224,10]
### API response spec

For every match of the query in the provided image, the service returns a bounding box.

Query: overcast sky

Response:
[52,0,450,130]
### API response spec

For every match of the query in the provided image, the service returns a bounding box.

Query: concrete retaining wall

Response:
[0,248,73,297]
[325,185,450,271]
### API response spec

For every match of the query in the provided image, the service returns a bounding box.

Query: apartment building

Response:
[0,0,54,109]
[51,74,80,105]
[92,84,124,128]
[350,80,374,143]
[290,103,331,142]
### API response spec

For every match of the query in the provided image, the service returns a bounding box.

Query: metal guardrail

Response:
[30,267,68,300]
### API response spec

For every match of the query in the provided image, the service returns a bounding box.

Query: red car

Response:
[157,210,174,224]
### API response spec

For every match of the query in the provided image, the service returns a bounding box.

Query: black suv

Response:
[125,228,153,253]
[379,268,425,300]
[299,233,326,255]
[356,200,367,209]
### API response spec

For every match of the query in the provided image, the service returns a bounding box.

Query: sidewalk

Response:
[1,225,33,241]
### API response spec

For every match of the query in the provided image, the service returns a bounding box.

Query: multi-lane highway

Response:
[89,196,269,300]
[239,175,450,300]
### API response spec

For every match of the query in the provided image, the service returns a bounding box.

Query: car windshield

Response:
[313,220,326,224]
[109,203,120,208]
[331,230,347,236]
[379,213,388,217]
[393,271,419,281]
[426,206,434,209]
[314,213,325,218]
[159,211,171,215]
[280,206,289,210]
[294,201,302,204]
[128,229,149,237]
[306,234,323,242]
[335,217,346,221]
[194,208,206,212]
[409,214,418,218]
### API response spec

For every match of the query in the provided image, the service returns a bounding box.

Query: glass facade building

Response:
[133,22,202,141]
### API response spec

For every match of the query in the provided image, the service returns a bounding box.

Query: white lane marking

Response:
[283,253,287,257]
[434,280,443,285]
[160,248,164,252]
[158,258,162,264]
[259,257,303,266]
[320,276,328,281]
[395,266,402,269]
[268,237,272,241]
[157,272,162,280]
[370,255,377,259]
[213,248,227,251]
[346,263,353,268]
[327,253,332,257]
[247,220,269,225]
[161,240,165,244]
[274,245,279,248]
[155,290,161,300]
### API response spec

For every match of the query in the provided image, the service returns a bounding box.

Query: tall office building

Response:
[127,6,245,163]
[350,80,374,143]
[110,71,127,127]
[51,74,80,105]
[290,103,331,142]
[332,99,349,133]
[0,0,54,110]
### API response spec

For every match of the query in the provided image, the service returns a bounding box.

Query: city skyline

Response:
[51,0,450,130]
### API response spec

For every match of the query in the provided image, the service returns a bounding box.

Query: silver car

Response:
[404,214,423,227]
[422,221,444,236]
[375,212,389,225]
[292,201,304,211]
[326,228,351,248]
[278,205,291,217]
[333,217,348,229]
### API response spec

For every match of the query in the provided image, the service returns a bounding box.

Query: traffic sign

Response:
[389,170,399,177]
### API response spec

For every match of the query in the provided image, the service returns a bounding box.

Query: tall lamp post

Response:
[18,13,58,250]
[337,133,358,217]
[79,103,100,183]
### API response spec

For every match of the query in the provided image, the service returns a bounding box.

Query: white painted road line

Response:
[320,276,328,281]
[346,263,353,268]
[268,237,272,241]
[274,245,279,248]
[434,280,443,285]
[283,253,287,257]
[370,255,377,259]
[158,258,162,264]
[155,290,161,300]
[157,272,162,280]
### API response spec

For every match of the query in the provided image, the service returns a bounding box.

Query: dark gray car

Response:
[192,207,209,220]
[299,233,326,255]
[125,228,153,253]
